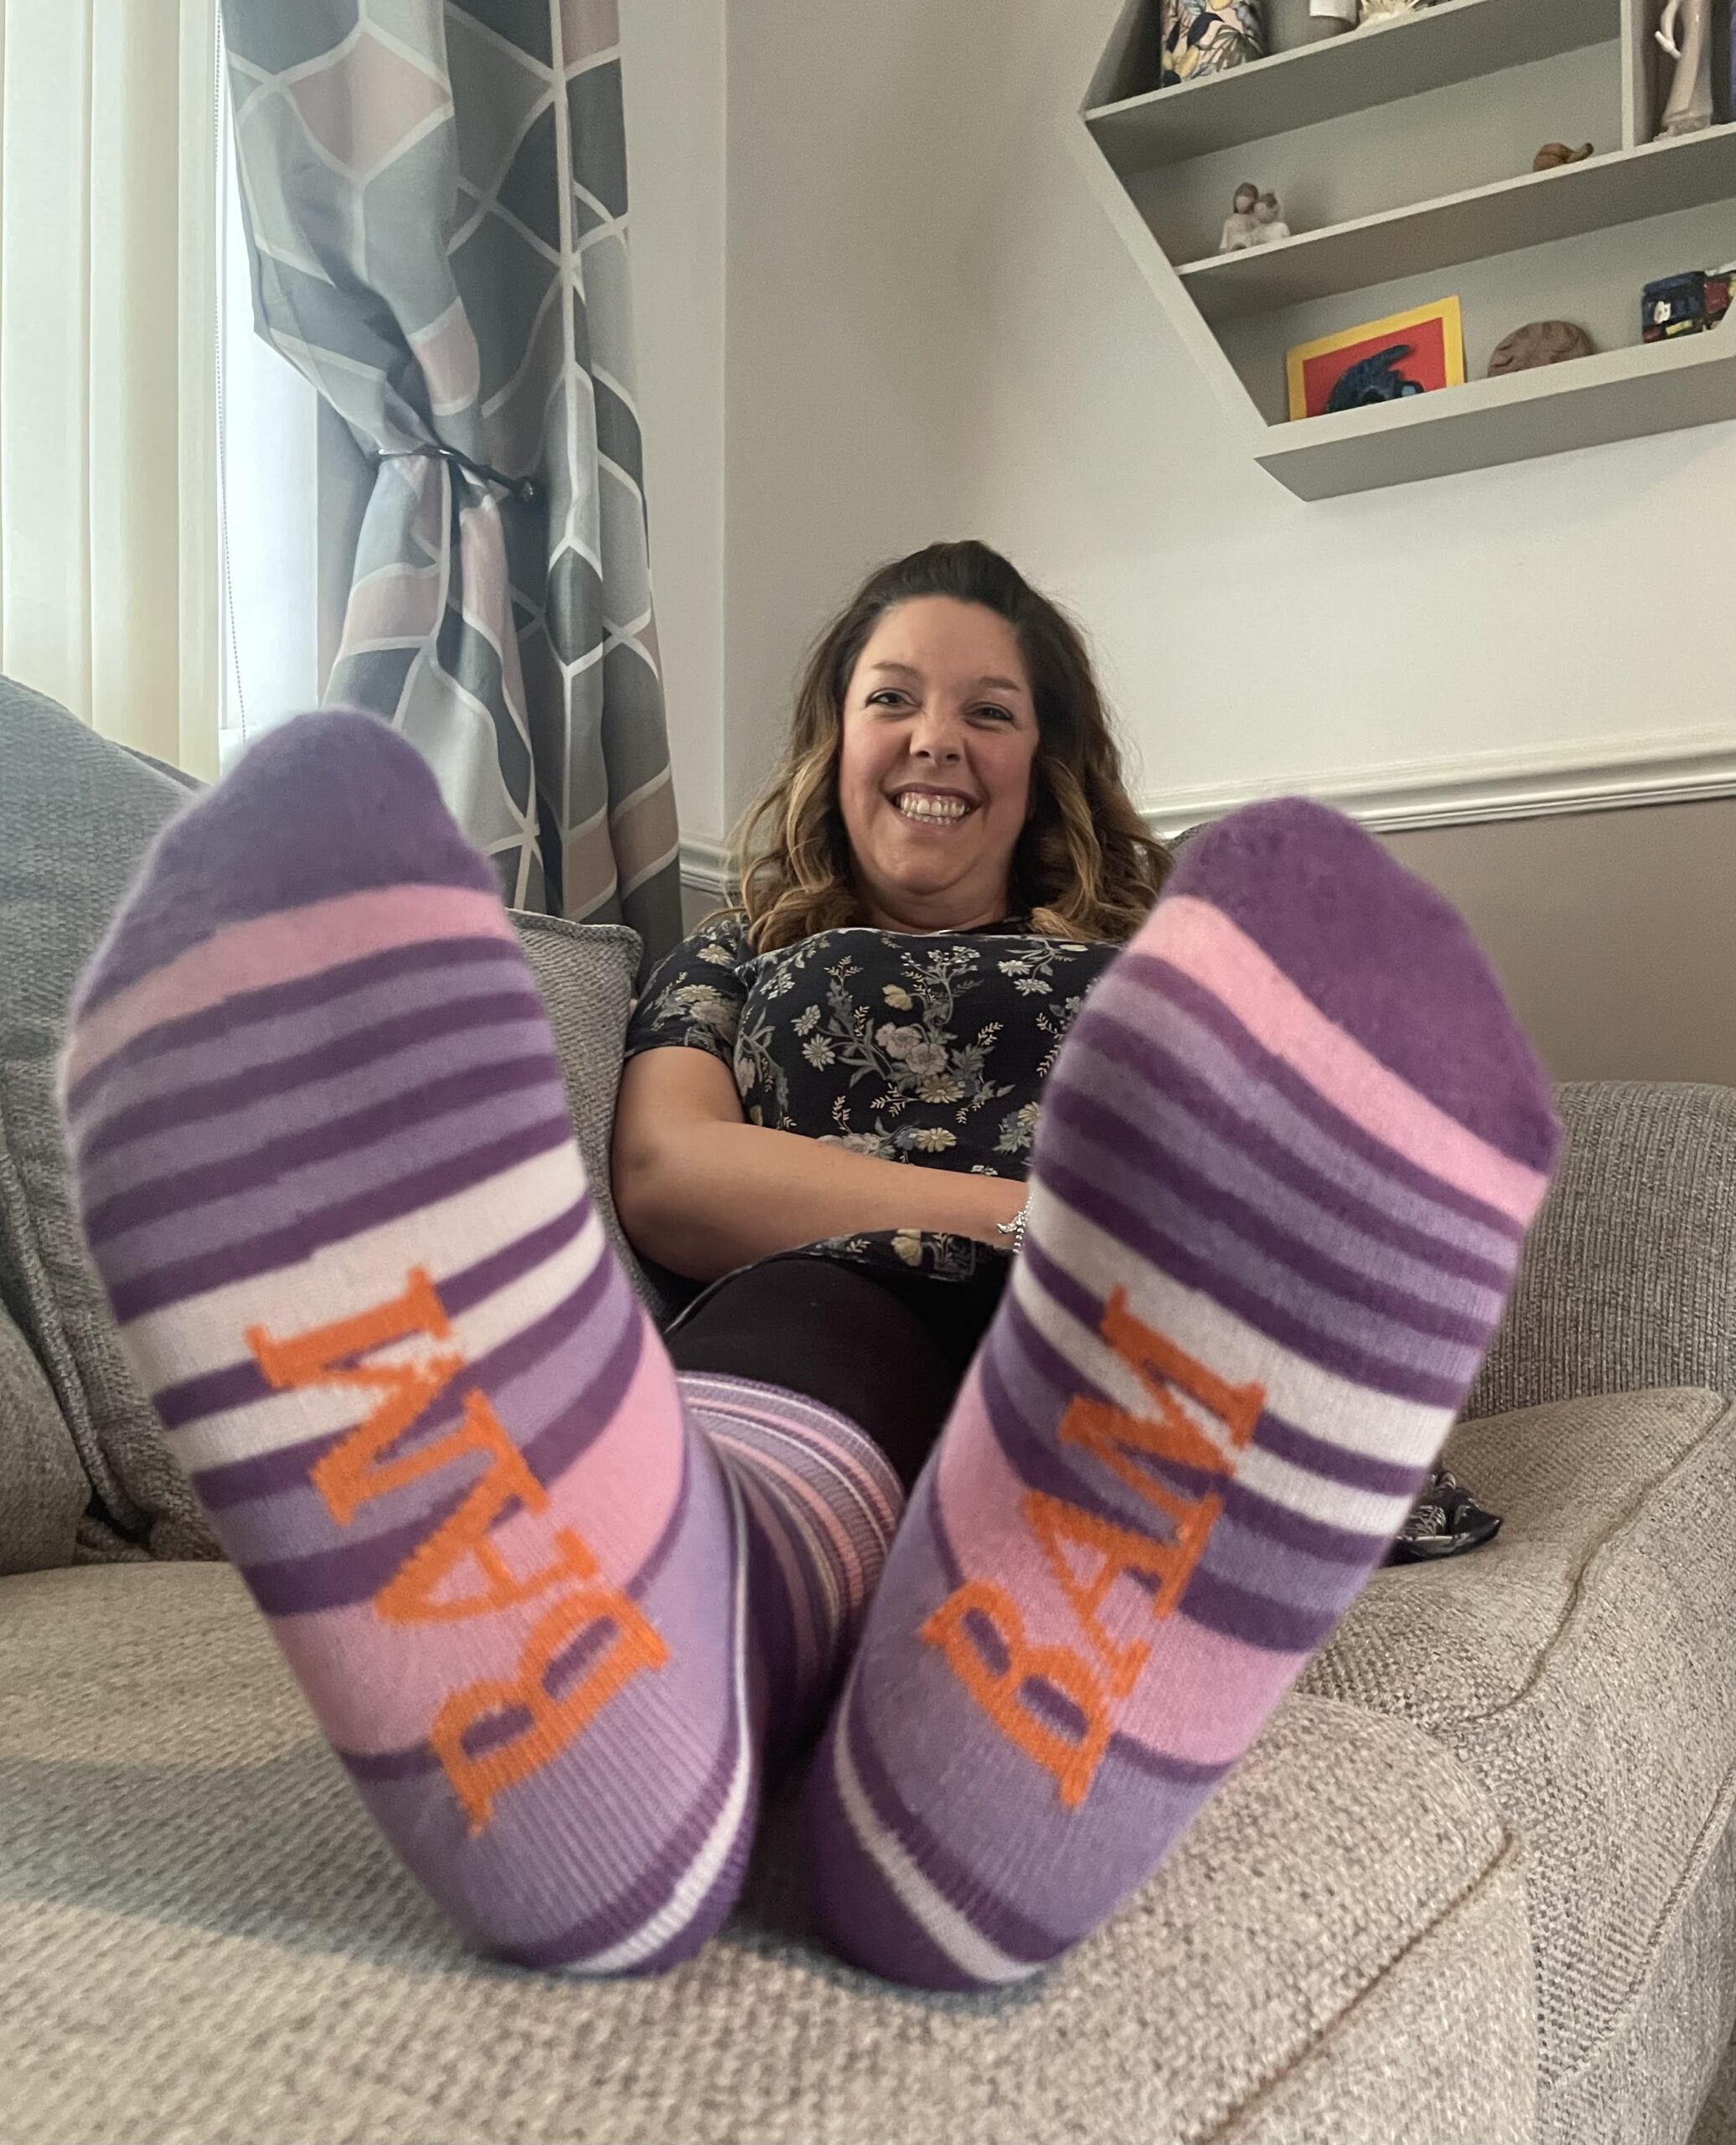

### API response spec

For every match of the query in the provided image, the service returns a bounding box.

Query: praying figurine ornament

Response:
[1221,184,1292,251]
[1222,183,1260,250]
[1251,193,1291,242]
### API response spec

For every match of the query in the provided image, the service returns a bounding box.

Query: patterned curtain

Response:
[220,0,681,964]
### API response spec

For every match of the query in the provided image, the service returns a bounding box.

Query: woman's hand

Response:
[611,1046,1029,1282]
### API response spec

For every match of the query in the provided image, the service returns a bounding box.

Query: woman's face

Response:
[836,597,1040,933]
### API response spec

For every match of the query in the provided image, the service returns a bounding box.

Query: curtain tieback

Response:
[381,442,541,509]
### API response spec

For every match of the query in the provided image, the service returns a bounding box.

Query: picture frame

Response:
[1285,297,1466,421]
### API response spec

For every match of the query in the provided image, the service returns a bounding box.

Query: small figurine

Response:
[1222,185,1290,251]
[1358,0,1434,20]
[1221,183,1261,251]
[1533,142,1594,171]
[1251,191,1292,243]
[1160,0,1263,87]
[1325,344,1425,411]
[1642,266,1733,341]
[1487,320,1597,375]
[1656,0,1713,137]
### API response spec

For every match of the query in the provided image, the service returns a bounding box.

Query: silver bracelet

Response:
[995,1203,1029,1258]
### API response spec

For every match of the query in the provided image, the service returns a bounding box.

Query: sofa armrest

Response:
[509,910,685,1326]
[0,1294,86,1573]
[1462,1082,1736,1421]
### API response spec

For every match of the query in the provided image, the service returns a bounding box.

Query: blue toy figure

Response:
[1325,344,1425,413]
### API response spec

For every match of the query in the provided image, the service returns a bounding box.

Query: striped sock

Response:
[681,1374,904,1755]
[803,798,1561,1990]
[58,710,871,1977]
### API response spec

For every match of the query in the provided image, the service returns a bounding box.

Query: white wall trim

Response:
[1142,725,1736,838]
[680,832,736,894]
[678,726,1736,889]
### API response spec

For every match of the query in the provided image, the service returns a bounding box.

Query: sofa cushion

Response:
[0,680,219,1561]
[0,1296,85,1574]
[0,1561,1533,2144]
[1465,1083,1736,1419]
[1301,1387,1736,2145]
[509,910,649,1304]
[0,680,652,1566]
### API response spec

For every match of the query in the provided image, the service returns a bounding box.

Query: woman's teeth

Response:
[895,793,970,822]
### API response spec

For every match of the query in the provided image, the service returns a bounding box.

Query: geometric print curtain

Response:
[220,0,682,968]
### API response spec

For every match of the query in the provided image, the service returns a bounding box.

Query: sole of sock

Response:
[803,797,1559,1989]
[63,711,758,1974]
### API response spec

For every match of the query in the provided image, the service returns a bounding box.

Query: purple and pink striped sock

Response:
[684,1373,903,1755]
[59,711,897,1974]
[803,798,1561,1989]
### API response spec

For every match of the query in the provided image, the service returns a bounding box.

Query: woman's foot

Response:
[60,711,894,1972]
[803,797,1559,1988]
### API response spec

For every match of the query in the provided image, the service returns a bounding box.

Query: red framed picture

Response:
[1286,298,1466,421]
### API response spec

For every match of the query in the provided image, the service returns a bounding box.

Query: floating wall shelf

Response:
[1080,0,1736,496]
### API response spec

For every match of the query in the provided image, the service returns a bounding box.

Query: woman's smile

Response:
[889,784,976,825]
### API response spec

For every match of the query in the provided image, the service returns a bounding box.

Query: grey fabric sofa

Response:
[3,677,1734,2145]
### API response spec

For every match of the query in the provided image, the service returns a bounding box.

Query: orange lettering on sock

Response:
[1024,1489,1174,1698]
[375,1391,597,1626]
[922,1579,1111,1809]
[432,1579,671,1832]
[1054,1290,1264,1615]
[251,1269,672,1829]
[1054,1402,1224,1618]
[247,1268,464,1526]
[1100,1287,1265,1458]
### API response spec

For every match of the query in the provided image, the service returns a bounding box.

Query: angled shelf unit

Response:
[1081,0,1736,496]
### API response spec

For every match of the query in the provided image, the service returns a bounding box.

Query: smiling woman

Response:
[64,548,1558,1992]
[611,543,1172,1413]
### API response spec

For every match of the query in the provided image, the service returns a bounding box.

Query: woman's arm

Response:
[611,1046,1027,1282]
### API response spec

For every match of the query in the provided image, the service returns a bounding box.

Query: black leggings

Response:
[664,1256,1006,1490]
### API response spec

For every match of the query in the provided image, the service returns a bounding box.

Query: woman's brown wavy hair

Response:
[736,541,1170,951]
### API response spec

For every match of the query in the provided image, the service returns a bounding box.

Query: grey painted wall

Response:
[1386,799,1736,1086]
[680,797,1736,1087]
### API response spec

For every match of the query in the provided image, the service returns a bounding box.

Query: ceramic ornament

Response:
[1221,186,1292,250]
[1160,0,1264,86]
[1221,183,1261,250]
[1250,193,1290,242]
[1487,321,1597,375]
[1656,0,1714,137]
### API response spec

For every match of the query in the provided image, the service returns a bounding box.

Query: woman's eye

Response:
[974,704,1014,724]
[867,690,909,711]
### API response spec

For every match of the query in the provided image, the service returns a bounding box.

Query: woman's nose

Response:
[908,706,964,762]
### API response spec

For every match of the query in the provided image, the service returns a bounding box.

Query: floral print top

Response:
[623,912,1120,1284]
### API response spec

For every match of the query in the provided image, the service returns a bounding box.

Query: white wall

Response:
[719,2,1005,824]
[622,0,1736,853]
[619,0,729,845]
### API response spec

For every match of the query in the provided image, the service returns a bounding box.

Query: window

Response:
[215,28,319,771]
